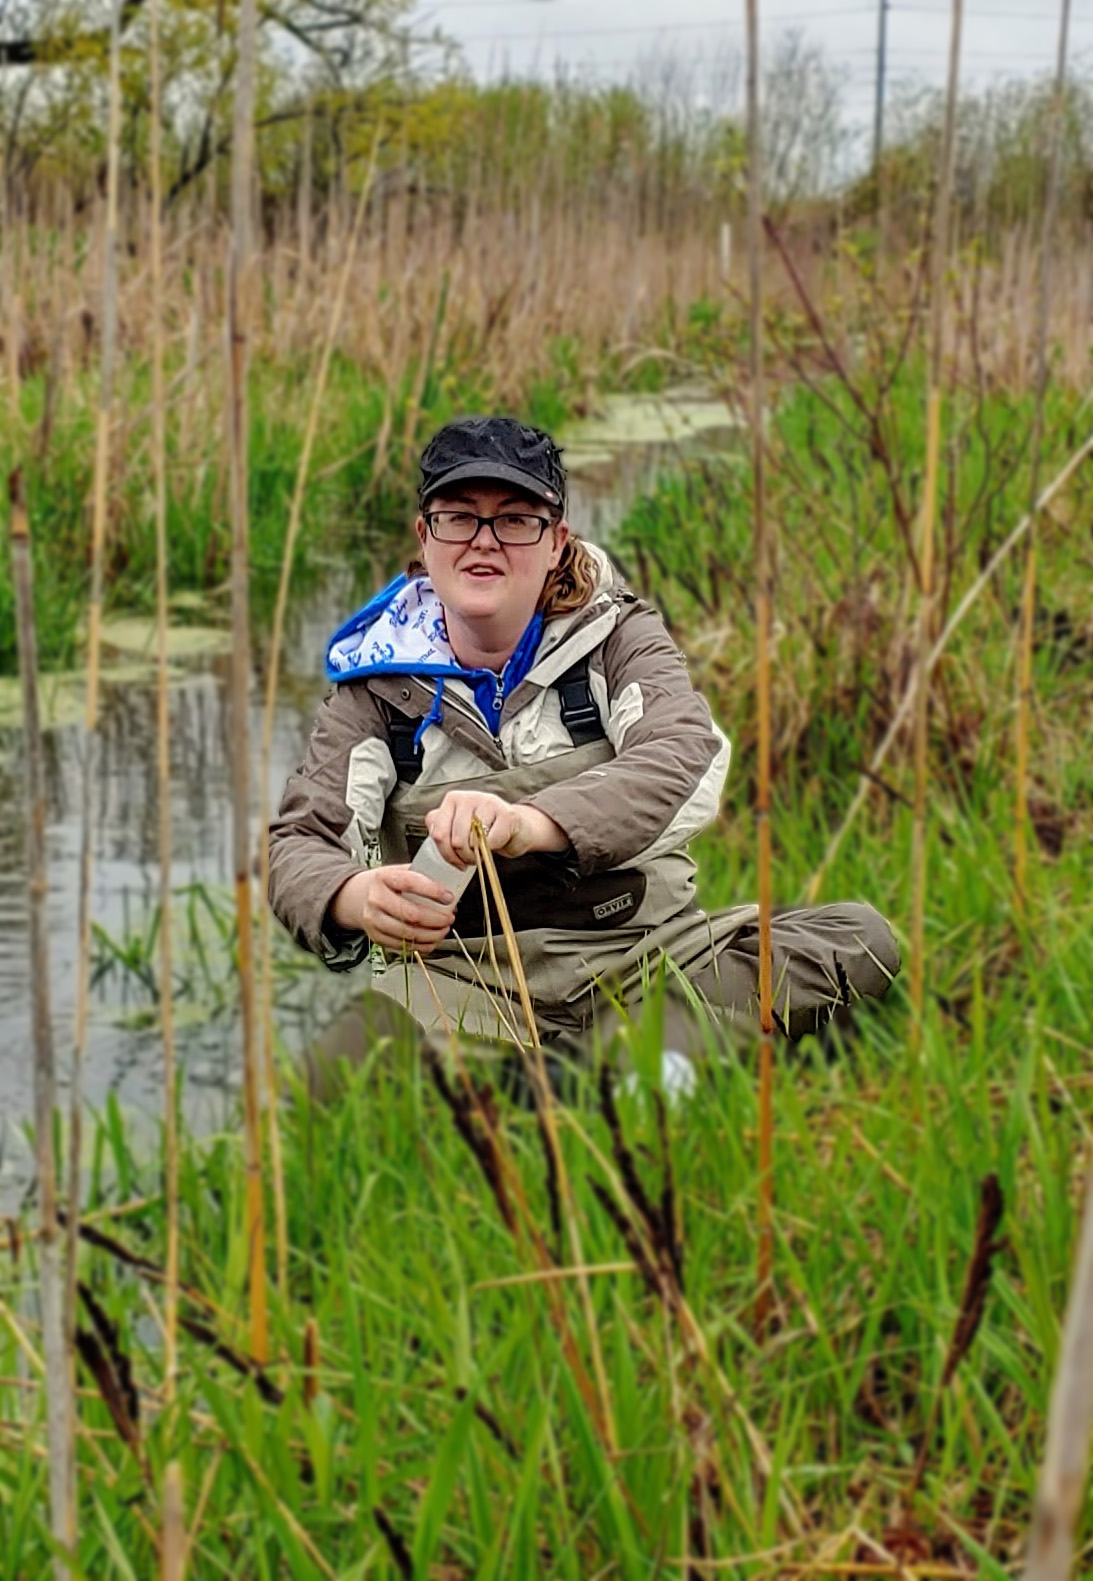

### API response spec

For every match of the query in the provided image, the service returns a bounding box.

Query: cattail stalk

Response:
[256,135,379,1306]
[162,1460,186,1581]
[745,0,776,1337]
[226,0,268,1362]
[148,0,180,1404]
[298,101,313,275]
[57,0,123,1546]
[1024,1153,1093,1581]
[10,468,76,1572]
[909,0,963,1053]
[68,0,122,1327]
[7,291,21,426]
[1015,0,1071,913]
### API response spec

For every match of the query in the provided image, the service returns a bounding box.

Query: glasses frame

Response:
[424,510,556,546]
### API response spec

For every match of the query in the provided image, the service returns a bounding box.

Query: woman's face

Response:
[415,482,568,631]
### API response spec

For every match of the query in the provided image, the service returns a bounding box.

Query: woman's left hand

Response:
[425,791,567,868]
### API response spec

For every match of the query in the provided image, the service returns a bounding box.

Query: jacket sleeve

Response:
[268,681,396,970]
[523,600,730,874]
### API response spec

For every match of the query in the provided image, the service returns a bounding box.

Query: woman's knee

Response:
[826,901,901,993]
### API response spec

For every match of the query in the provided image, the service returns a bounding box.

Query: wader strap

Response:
[555,654,606,747]
[388,653,606,781]
[388,714,424,784]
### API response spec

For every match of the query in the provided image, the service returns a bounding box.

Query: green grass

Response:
[2,366,1091,1574]
[1,838,1088,1577]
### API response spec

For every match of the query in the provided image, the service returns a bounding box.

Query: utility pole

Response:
[874,0,890,175]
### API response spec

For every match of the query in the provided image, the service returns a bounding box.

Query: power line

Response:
[461,15,1092,47]
[462,11,876,45]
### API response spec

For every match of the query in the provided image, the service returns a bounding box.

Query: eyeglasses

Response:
[425,511,554,546]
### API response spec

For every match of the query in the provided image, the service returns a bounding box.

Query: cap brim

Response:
[420,460,564,509]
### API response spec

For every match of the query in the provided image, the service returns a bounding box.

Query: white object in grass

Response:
[621,1049,697,1102]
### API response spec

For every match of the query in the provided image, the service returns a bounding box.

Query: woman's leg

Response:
[688,902,900,1042]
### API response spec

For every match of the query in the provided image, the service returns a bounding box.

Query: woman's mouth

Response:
[462,565,503,579]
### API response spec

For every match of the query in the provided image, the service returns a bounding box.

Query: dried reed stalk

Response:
[745,0,776,1340]
[225,0,268,1363]
[162,1460,185,1581]
[470,820,617,1453]
[1014,0,1072,914]
[6,291,20,425]
[9,468,76,1573]
[1024,1152,1093,1581]
[147,0,180,1408]
[256,135,380,1306]
[67,0,123,1385]
[909,0,962,1053]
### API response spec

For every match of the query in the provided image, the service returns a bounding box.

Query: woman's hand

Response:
[425,791,567,869]
[329,866,456,954]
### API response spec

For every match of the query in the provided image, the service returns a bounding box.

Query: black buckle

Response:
[388,715,424,783]
[557,679,602,745]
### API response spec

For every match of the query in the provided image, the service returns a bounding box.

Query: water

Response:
[0,388,740,1210]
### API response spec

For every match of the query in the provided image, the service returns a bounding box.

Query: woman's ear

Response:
[547,519,569,569]
[414,515,428,552]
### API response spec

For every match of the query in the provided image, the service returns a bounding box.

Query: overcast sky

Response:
[413,1,1091,133]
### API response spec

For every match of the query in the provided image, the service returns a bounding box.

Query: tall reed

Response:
[1014,0,1072,914]
[256,136,380,1306]
[746,0,776,1338]
[226,0,268,1364]
[67,0,123,1333]
[148,0,180,1403]
[908,0,962,1055]
[162,1460,186,1581]
[9,468,75,1575]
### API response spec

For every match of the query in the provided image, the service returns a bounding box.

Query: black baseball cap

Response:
[418,416,567,512]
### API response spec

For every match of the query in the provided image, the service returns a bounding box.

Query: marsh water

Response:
[0,390,738,1208]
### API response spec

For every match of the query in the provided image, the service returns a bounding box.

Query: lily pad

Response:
[99,616,234,662]
[0,660,187,731]
[561,390,741,453]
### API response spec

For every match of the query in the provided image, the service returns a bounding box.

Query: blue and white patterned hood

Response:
[326,575,461,681]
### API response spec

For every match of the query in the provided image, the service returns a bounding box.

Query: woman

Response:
[269,416,899,1062]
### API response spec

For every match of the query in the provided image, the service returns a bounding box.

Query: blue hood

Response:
[325,573,543,737]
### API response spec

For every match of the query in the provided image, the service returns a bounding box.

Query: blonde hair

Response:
[537,535,600,617]
[406,532,600,620]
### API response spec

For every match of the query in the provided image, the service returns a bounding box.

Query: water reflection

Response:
[0,568,369,1208]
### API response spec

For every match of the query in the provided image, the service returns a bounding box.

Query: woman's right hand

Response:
[329,866,457,954]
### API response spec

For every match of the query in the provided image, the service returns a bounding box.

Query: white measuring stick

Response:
[410,836,476,908]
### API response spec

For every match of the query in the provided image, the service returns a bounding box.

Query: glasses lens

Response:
[429,512,478,541]
[493,514,548,544]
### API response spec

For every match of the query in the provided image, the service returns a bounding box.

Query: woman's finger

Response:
[375,892,453,930]
[370,913,451,947]
[449,804,475,859]
[487,807,518,851]
[397,901,455,933]
[372,929,437,955]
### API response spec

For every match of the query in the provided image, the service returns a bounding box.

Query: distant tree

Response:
[0,0,447,203]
